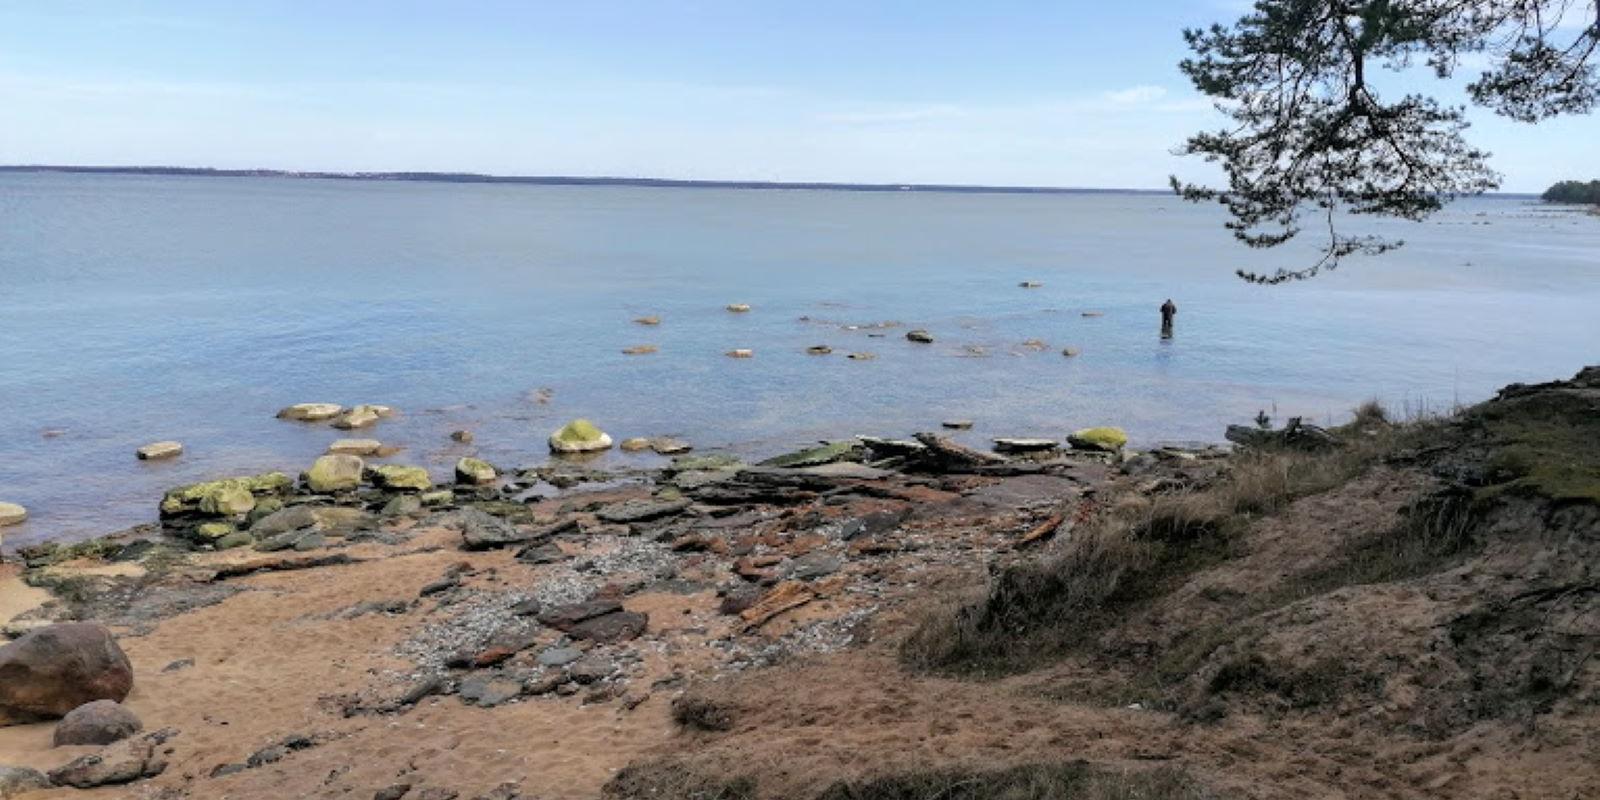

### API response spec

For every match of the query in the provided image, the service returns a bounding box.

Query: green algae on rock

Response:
[1067,427,1129,452]
[455,458,497,485]
[367,464,433,491]
[549,419,613,454]
[304,454,364,493]
[159,473,291,517]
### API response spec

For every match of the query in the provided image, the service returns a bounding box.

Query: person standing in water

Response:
[1160,298,1177,338]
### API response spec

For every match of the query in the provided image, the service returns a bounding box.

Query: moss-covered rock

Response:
[194,522,236,541]
[1068,427,1129,452]
[367,465,433,492]
[549,419,613,454]
[667,453,743,474]
[304,454,365,493]
[455,458,497,485]
[758,441,862,469]
[214,531,254,550]
[420,489,455,507]
[160,473,290,517]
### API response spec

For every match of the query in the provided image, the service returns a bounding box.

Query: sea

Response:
[2,171,1597,549]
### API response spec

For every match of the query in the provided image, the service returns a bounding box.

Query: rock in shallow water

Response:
[905,329,934,344]
[1068,427,1128,452]
[367,465,432,491]
[454,458,496,485]
[0,623,133,726]
[327,439,384,456]
[549,419,613,454]
[275,403,342,421]
[135,441,183,461]
[53,699,143,746]
[159,473,290,517]
[0,502,26,528]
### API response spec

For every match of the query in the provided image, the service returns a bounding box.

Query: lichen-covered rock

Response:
[47,728,174,788]
[548,419,613,454]
[135,441,183,461]
[53,700,142,746]
[0,765,49,797]
[276,403,343,421]
[326,439,384,456]
[758,441,861,469]
[193,522,235,542]
[303,454,364,493]
[1068,427,1128,452]
[454,458,496,485]
[0,503,25,528]
[159,473,290,517]
[367,465,432,492]
[0,623,133,726]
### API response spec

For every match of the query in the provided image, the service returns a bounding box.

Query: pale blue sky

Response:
[0,1,1592,190]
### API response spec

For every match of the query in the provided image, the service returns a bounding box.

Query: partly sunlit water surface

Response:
[2,172,1597,548]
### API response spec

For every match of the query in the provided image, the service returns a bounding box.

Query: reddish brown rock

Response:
[53,699,143,746]
[0,623,133,726]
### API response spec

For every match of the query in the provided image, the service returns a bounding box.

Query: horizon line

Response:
[0,164,1546,199]
[0,164,1177,195]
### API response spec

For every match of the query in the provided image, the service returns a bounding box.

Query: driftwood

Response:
[1224,417,1340,451]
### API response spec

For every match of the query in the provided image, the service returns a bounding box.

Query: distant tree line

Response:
[1542,179,1600,205]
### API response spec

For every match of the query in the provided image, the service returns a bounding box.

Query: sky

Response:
[0,0,1593,191]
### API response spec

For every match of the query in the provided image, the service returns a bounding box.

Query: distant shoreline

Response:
[0,164,1167,195]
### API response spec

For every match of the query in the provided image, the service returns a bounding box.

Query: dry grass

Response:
[903,421,1439,677]
[671,693,738,732]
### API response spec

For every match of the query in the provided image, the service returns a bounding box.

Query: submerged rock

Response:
[135,441,183,461]
[806,345,833,355]
[1068,427,1128,452]
[619,437,652,453]
[942,420,974,430]
[367,465,432,492]
[0,502,25,528]
[549,419,613,454]
[331,405,383,430]
[276,403,343,422]
[454,458,497,485]
[304,454,364,493]
[847,352,876,361]
[650,437,692,455]
[0,623,133,726]
[1019,280,1043,288]
[905,329,934,344]
[725,303,751,313]
[1062,346,1082,357]
[634,315,661,325]
[726,349,754,358]
[53,700,143,746]
[622,345,658,355]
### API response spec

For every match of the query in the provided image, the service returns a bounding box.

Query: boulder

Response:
[304,454,364,493]
[276,403,343,421]
[53,700,142,746]
[548,419,613,454]
[159,473,291,517]
[667,453,742,473]
[0,766,50,797]
[367,465,432,492]
[0,503,25,528]
[905,329,934,344]
[619,437,652,453]
[47,728,174,788]
[454,458,497,485]
[1068,427,1128,452]
[135,441,183,461]
[327,439,384,456]
[0,623,133,725]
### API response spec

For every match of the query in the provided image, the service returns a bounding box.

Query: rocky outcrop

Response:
[53,699,143,746]
[304,454,364,493]
[159,473,291,518]
[0,623,133,726]
[549,420,613,454]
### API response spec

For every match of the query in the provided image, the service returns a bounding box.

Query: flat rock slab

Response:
[796,462,894,480]
[458,676,522,708]
[439,509,537,550]
[135,441,183,460]
[595,498,691,524]
[327,439,384,456]
[966,474,1083,508]
[567,611,648,643]
[537,599,623,630]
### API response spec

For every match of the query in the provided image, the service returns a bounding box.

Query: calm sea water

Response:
[2,172,1597,549]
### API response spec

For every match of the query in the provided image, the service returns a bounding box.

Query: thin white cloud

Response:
[1104,85,1169,105]
[818,105,968,125]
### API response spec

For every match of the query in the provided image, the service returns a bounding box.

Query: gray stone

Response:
[442,509,534,550]
[905,329,934,343]
[566,655,615,684]
[788,552,843,580]
[457,676,522,707]
[53,700,142,746]
[536,647,584,667]
[47,728,174,788]
[382,495,423,516]
[276,403,343,421]
[135,441,183,461]
[327,438,385,456]
[595,498,691,524]
[0,766,49,797]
